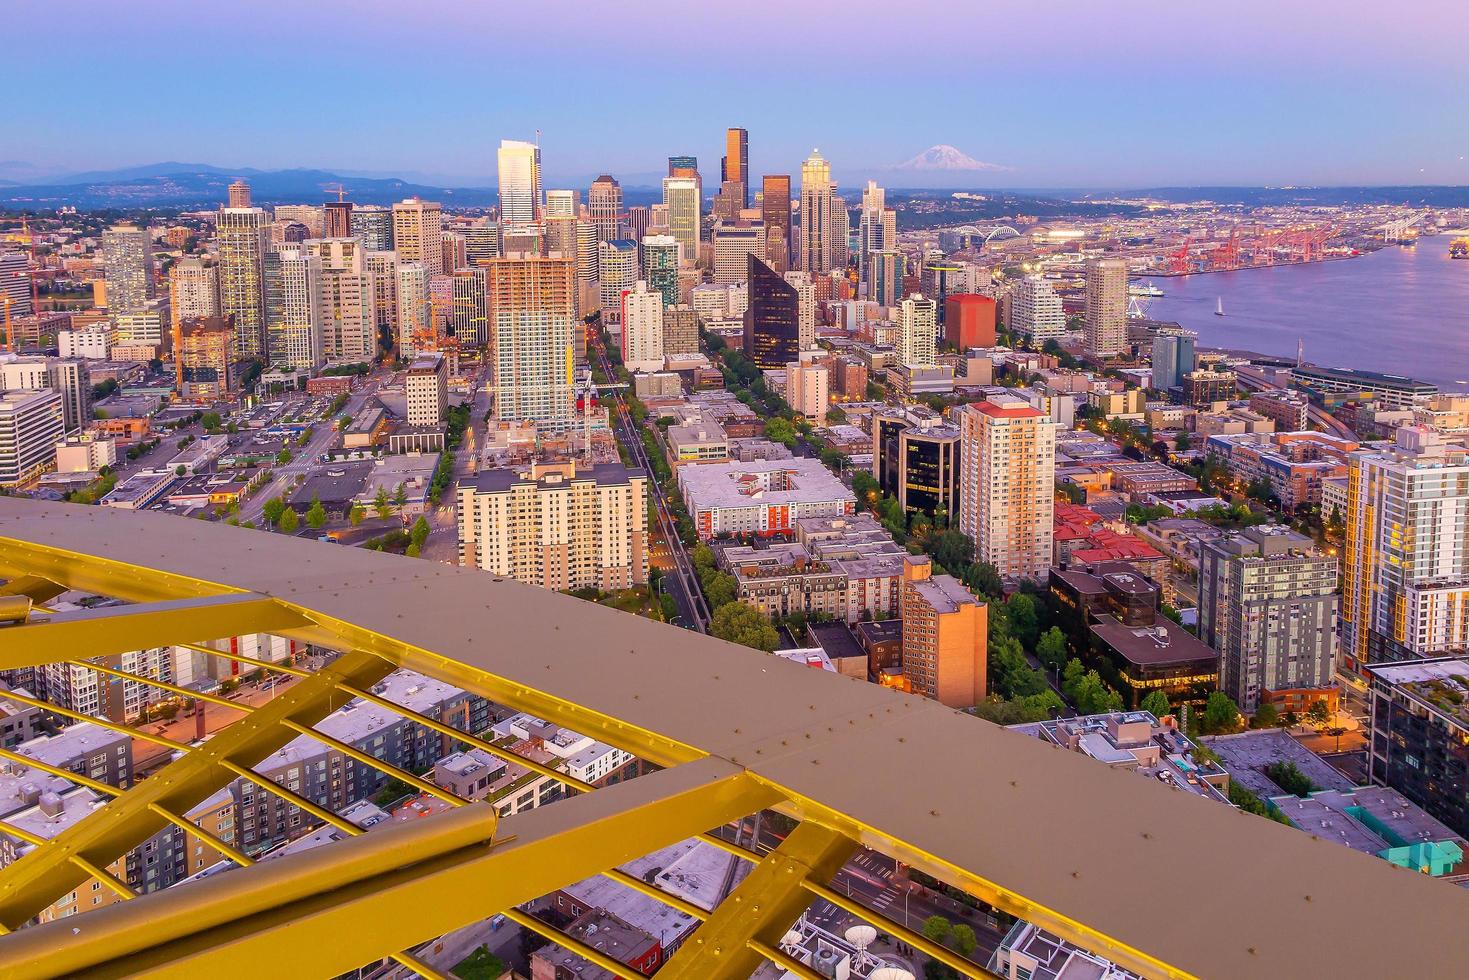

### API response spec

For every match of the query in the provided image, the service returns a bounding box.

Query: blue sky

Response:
[9,0,1468,187]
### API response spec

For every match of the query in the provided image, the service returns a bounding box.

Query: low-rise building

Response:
[1249,389,1311,430]
[678,457,855,539]
[899,556,987,708]
[54,433,116,473]
[1205,430,1358,510]
[1269,786,1466,879]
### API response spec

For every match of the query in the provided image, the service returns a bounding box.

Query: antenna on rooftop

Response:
[845,925,880,971]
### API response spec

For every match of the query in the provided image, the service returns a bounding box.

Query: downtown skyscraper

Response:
[391,198,443,281]
[488,255,576,431]
[721,127,748,209]
[800,151,837,275]
[497,139,542,226]
[1083,257,1128,360]
[588,175,623,243]
[744,255,800,369]
[760,175,792,273]
[662,175,701,264]
[99,225,155,316]
[216,206,270,360]
[858,181,896,295]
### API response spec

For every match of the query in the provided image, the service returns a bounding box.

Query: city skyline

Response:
[6,0,1469,188]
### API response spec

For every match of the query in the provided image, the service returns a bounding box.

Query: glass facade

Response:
[744,255,800,369]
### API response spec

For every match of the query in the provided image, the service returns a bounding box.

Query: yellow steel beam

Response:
[604,867,710,922]
[0,746,121,797]
[76,660,254,713]
[0,649,396,930]
[0,574,65,604]
[0,688,192,754]
[0,536,248,603]
[174,641,312,678]
[747,938,824,980]
[0,758,779,979]
[658,821,857,980]
[0,594,309,671]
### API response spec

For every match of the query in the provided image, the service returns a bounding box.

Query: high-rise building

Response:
[0,252,32,318]
[488,255,576,430]
[405,351,448,427]
[395,262,432,358]
[784,360,829,421]
[215,207,270,361]
[227,179,251,208]
[899,555,987,709]
[497,139,542,225]
[662,304,698,357]
[349,206,394,251]
[782,271,816,352]
[662,177,701,263]
[0,356,90,432]
[264,248,322,370]
[858,181,896,291]
[1365,658,1469,838]
[944,294,997,350]
[958,401,1056,581]
[1198,526,1339,713]
[744,256,800,369]
[0,388,64,487]
[574,218,599,300]
[366,249,399,354]
[1010,275,1065,342]
[898,294,938,367]
[99,225,155,316]
[871,405,961,517]
[1151,326,1197,393]
[1083,257,1128,360]
[273,205,324,239]
[450,267,488,348]
[464,224,501,267]
[869,251,903,307]
[760,176,792,273]
[598,240,638,327]
[799,152,836,275]
[621,281,664,373]
[457,460,648,591]
[544,189,577,218]
[440,230,467,275]
[177,316,236,399]
[624,205,650,245]
[323,200,353,239]
[722,128,748,209]
[588,176,623,243]
[390,198,443,282]
[640,235,680,308]
[1342,427,1469,672]
[712,221,766,286]
[168,257,218,336]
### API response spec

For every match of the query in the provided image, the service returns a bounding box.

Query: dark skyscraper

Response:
[744,254,800,369]
[722,127,748,209]
[323,200,353,238]
[760,175,792,273]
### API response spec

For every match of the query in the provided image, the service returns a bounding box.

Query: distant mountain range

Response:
[1,161,1466,212]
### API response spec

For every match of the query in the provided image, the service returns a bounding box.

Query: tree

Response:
[709,603,779,652]
[1006,593,1039,648]
[1175,431,1191,451]
[1252,702,1280,729]
[276,449,293,465]
[921,915,953,945]
[1306,699,1332,728]
[393,482,408,509]
[262,496,286,527]
[1036,627,1068,671]
[1264,761,1318,797]
[174,464,187,476]
[306,497,327,530]
[373,486,393,520]
[277,507,299,534]
[929,530,974,577]
[964,561,1003,599]
[1203,691,1242,734]
[405,542,421,558]
[200,411,221,431]
[349,505,365,526]
[1139,690,1172,719]
[763,417,797,448]
[950,923,978,958]
[702,571,738,610]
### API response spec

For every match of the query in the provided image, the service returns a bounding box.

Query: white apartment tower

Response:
[662,177,701,263]
[958,401,1056,581]
[264,247,323,370]
[391,198,443,282]
[620,281,664,373]
[100,225,155,316]
[1011,275,1066,343]
[215,207,270,360]
[405,351,448,427]
[899,294,938,367]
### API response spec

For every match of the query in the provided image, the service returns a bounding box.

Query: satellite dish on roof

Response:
[781,929,802,948]
[870,969,915,980]
[845,925,878,950]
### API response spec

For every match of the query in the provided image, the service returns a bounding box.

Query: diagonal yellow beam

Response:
[0,757,780,980]
[0,574,65,604]
[0,594,310,671]
[0,649,396,930]
[658,821,858,980]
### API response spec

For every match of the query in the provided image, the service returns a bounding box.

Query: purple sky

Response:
[9,0,1468,187]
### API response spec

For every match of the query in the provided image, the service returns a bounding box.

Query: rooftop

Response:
[1366,658,1469,729]
[1090,615,1218,668]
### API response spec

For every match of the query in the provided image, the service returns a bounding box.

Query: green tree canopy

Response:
[921,915,953,945]
[349,505,365,526]
[1203,691,1242,734]
[950,923,978,957]
[305,497,327,530]
[1006,593,1039,648]
[277,507,299,534]
[709,603,779,652]
[929,530,974,577]
[1139,690,1173,719]
[262,496,286,527]
[1252,702,1280,729]
[1036,627,1068,671]
[374,486,393,519]
[763,417,797,448]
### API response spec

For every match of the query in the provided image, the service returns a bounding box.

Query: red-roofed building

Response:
[1054,502,1166,577]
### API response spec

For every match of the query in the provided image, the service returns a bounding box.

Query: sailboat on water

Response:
[1214,297,1226,317]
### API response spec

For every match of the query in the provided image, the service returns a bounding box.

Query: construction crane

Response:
[574,373,628,462]
[325,183,349,203]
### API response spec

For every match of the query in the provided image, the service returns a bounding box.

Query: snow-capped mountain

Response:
[894,145,1006,171]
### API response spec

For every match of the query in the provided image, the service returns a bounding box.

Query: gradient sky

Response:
[9,0,1468,188]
